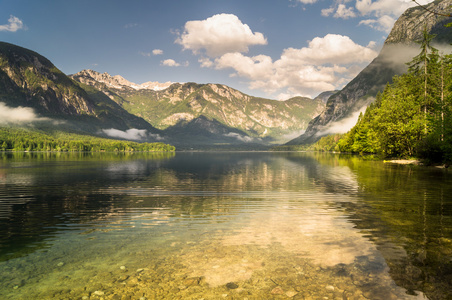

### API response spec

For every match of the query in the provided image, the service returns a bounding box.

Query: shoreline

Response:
[384,159,421,165]
[385,159,451,169]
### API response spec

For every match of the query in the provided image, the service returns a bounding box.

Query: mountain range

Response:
[0,42,326,148]
[0,42,160,136]
[71,69,326,145]
[1,0,452,149]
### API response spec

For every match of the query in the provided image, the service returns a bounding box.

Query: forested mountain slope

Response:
[287,0,452,145]
[0,42,160,136]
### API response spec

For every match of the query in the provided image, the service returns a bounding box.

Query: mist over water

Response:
[0,152,451,299]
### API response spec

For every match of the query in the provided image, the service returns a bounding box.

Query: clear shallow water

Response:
[0,152,451,299]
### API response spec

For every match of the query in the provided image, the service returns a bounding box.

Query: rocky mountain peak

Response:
[72,69,173,91]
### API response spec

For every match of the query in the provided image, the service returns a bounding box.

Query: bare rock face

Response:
[385,0,452,45]
[72,69,173,91]
[0,42,95,116]
[287,0,452,145]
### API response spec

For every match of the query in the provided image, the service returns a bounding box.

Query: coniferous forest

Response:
[0,127,175,152]
[313,29,452,164]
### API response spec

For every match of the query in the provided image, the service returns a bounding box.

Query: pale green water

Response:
[0,152,451,299]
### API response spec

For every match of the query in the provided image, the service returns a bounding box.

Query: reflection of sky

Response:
[105,160,156,175]
[93,153,373,272]
[0,152,434,299]
[221,196,373,267]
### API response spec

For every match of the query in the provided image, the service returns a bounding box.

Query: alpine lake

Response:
[0,151,451,300]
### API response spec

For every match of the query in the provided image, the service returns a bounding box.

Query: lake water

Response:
[0,152,451,300]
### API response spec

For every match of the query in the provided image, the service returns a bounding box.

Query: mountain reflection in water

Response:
[0,152,450,299]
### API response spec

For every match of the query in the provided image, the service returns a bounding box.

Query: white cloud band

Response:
[214,34,377,98]
[0,103,46,124]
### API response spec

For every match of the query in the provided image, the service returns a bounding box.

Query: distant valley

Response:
[71,69,326,147]
[0,42,326,149]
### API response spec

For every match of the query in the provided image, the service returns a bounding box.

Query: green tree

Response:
[408,27,438,135]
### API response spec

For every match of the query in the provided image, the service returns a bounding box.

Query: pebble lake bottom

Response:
[0,151,451,299]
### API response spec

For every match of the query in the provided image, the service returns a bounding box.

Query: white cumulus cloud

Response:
[296,0,318,3]
[161,59,181,67]
[198,57,214,68]
[215,53,273,81]
[322,4,356,19]
[321,7,335,17]
[335,4,357,19]
[176,13,267,57]
[213,34,378,98]
[0,15,25,32]
[356,0,435,32]
[355,0,423,17]
[280,34,376,65]
[320,0,435,32]
[359,15,395,33]
[140,49,164,57]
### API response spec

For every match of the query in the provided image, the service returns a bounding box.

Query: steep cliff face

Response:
[385,0,452,45]
[72,70,326,144]
[287,0,452,145]
[314,91,338,104]
[0,42,95,115]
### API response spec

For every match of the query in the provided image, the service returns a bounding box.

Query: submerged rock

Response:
[285,290,298,297]
[117,275,129,282]
[92,290,104,296]
[226,282,239,289]
[325,285,335,292]
[183,277,201,287]
[271,286,285,295]
[126,277,139,287]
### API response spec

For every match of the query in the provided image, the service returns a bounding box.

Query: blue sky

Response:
[0,0,435,99]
